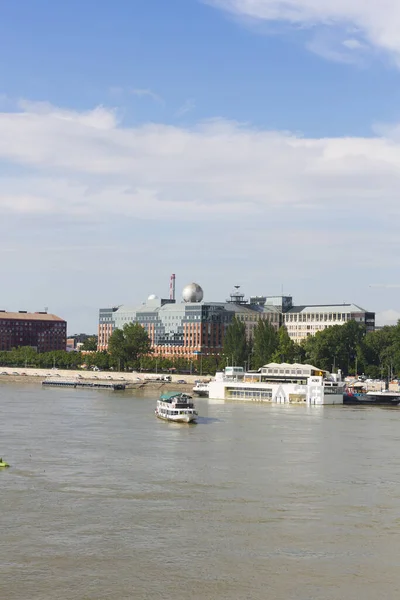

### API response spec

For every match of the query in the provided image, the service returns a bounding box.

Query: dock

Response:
[42,379,126,391]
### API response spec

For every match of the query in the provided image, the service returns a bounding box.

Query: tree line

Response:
[1,320,400,378]
[223,316,400,377]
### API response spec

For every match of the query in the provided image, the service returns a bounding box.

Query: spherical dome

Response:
[182,283,204,303]
[147,294,158,301]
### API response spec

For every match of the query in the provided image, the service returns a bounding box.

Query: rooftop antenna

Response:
[44,306,48,313]
[169,274,176,301]
[227,285,246,304]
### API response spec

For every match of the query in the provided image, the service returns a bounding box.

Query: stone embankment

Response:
[0,367,208,394]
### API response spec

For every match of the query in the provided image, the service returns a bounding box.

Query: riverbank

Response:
[0,367,200,394]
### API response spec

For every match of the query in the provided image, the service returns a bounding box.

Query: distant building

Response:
[98,307,119,351]
[98,286,279,358]
[0,311,67,352]
[283,303,375,342]
[97,286,375,355]
[66,338,76,351]
[252,296,375,342]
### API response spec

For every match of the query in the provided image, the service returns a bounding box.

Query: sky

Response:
[1,0,400,333]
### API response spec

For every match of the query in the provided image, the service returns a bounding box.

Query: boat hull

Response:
[344,393,400,406]
[155,412,197,423]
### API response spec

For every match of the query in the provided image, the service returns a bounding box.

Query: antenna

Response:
[169,274,176,301]
[44,306,48,313]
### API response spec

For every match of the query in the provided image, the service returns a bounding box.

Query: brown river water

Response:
[1,383,400,600]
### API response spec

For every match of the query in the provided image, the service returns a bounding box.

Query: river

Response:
[1,383,400,599]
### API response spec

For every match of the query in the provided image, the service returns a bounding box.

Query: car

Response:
[1,372,8,375]
[12,372,19,375]
[106,375,113,380]
[20,373,27,376]
[177,379,187,384]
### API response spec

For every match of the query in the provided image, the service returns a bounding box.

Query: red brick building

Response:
[0,311,67,352]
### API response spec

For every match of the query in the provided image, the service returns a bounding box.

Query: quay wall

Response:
[0,367,199,393]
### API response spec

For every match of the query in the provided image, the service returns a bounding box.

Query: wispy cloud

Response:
[306,30,367,66]
[175,99,196,117]
[1,99,400,328]
[343,39,365,51]
[131,88,164,105]
[205,0,400,65]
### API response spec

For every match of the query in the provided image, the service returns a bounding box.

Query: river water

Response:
[1,384,400,600]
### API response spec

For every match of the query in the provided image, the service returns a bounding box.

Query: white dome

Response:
[147,294,158,300]
[182,283,204,303]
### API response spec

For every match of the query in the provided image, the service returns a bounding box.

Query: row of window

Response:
[227,388,273,399]
[285,313,351,323]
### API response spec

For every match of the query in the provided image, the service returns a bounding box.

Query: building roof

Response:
[115,300,264,317]
[286,304,368,314]
[262,362,323,371]
[0,311,65,322]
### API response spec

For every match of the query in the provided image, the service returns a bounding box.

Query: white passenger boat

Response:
[208,363,346,405]
[155,392,198,423]
[192,382,209,397]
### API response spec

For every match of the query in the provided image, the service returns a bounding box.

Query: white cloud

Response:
[343,39,365,50]
[175,99,196,117]
[205,0,400,63]
[1,99,400,329]
[1,100,400,218]
[131,88,164,105]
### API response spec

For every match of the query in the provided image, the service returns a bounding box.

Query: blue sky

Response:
[1,0,400,332]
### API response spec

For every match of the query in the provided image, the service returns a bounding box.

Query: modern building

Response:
[98,284,375,355]
[0,311,67,352]
[251,296,375,342]
[283,303,375,342]
[98,284,279,358]
[98,306,119,351]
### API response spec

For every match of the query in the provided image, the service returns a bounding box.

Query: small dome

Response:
[148,294,158,301]
[182,283,204,303]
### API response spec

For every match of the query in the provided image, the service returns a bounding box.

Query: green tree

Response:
[303,321,366,375]
[272,325,297,363]
[108,323,152,371]
[223,316,249,367]
[81,336,98,351]
[252,319,278,369]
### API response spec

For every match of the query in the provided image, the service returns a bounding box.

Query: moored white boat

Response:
[155,392,198,423]
[192,382,209,397]
[208,363,345,405]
